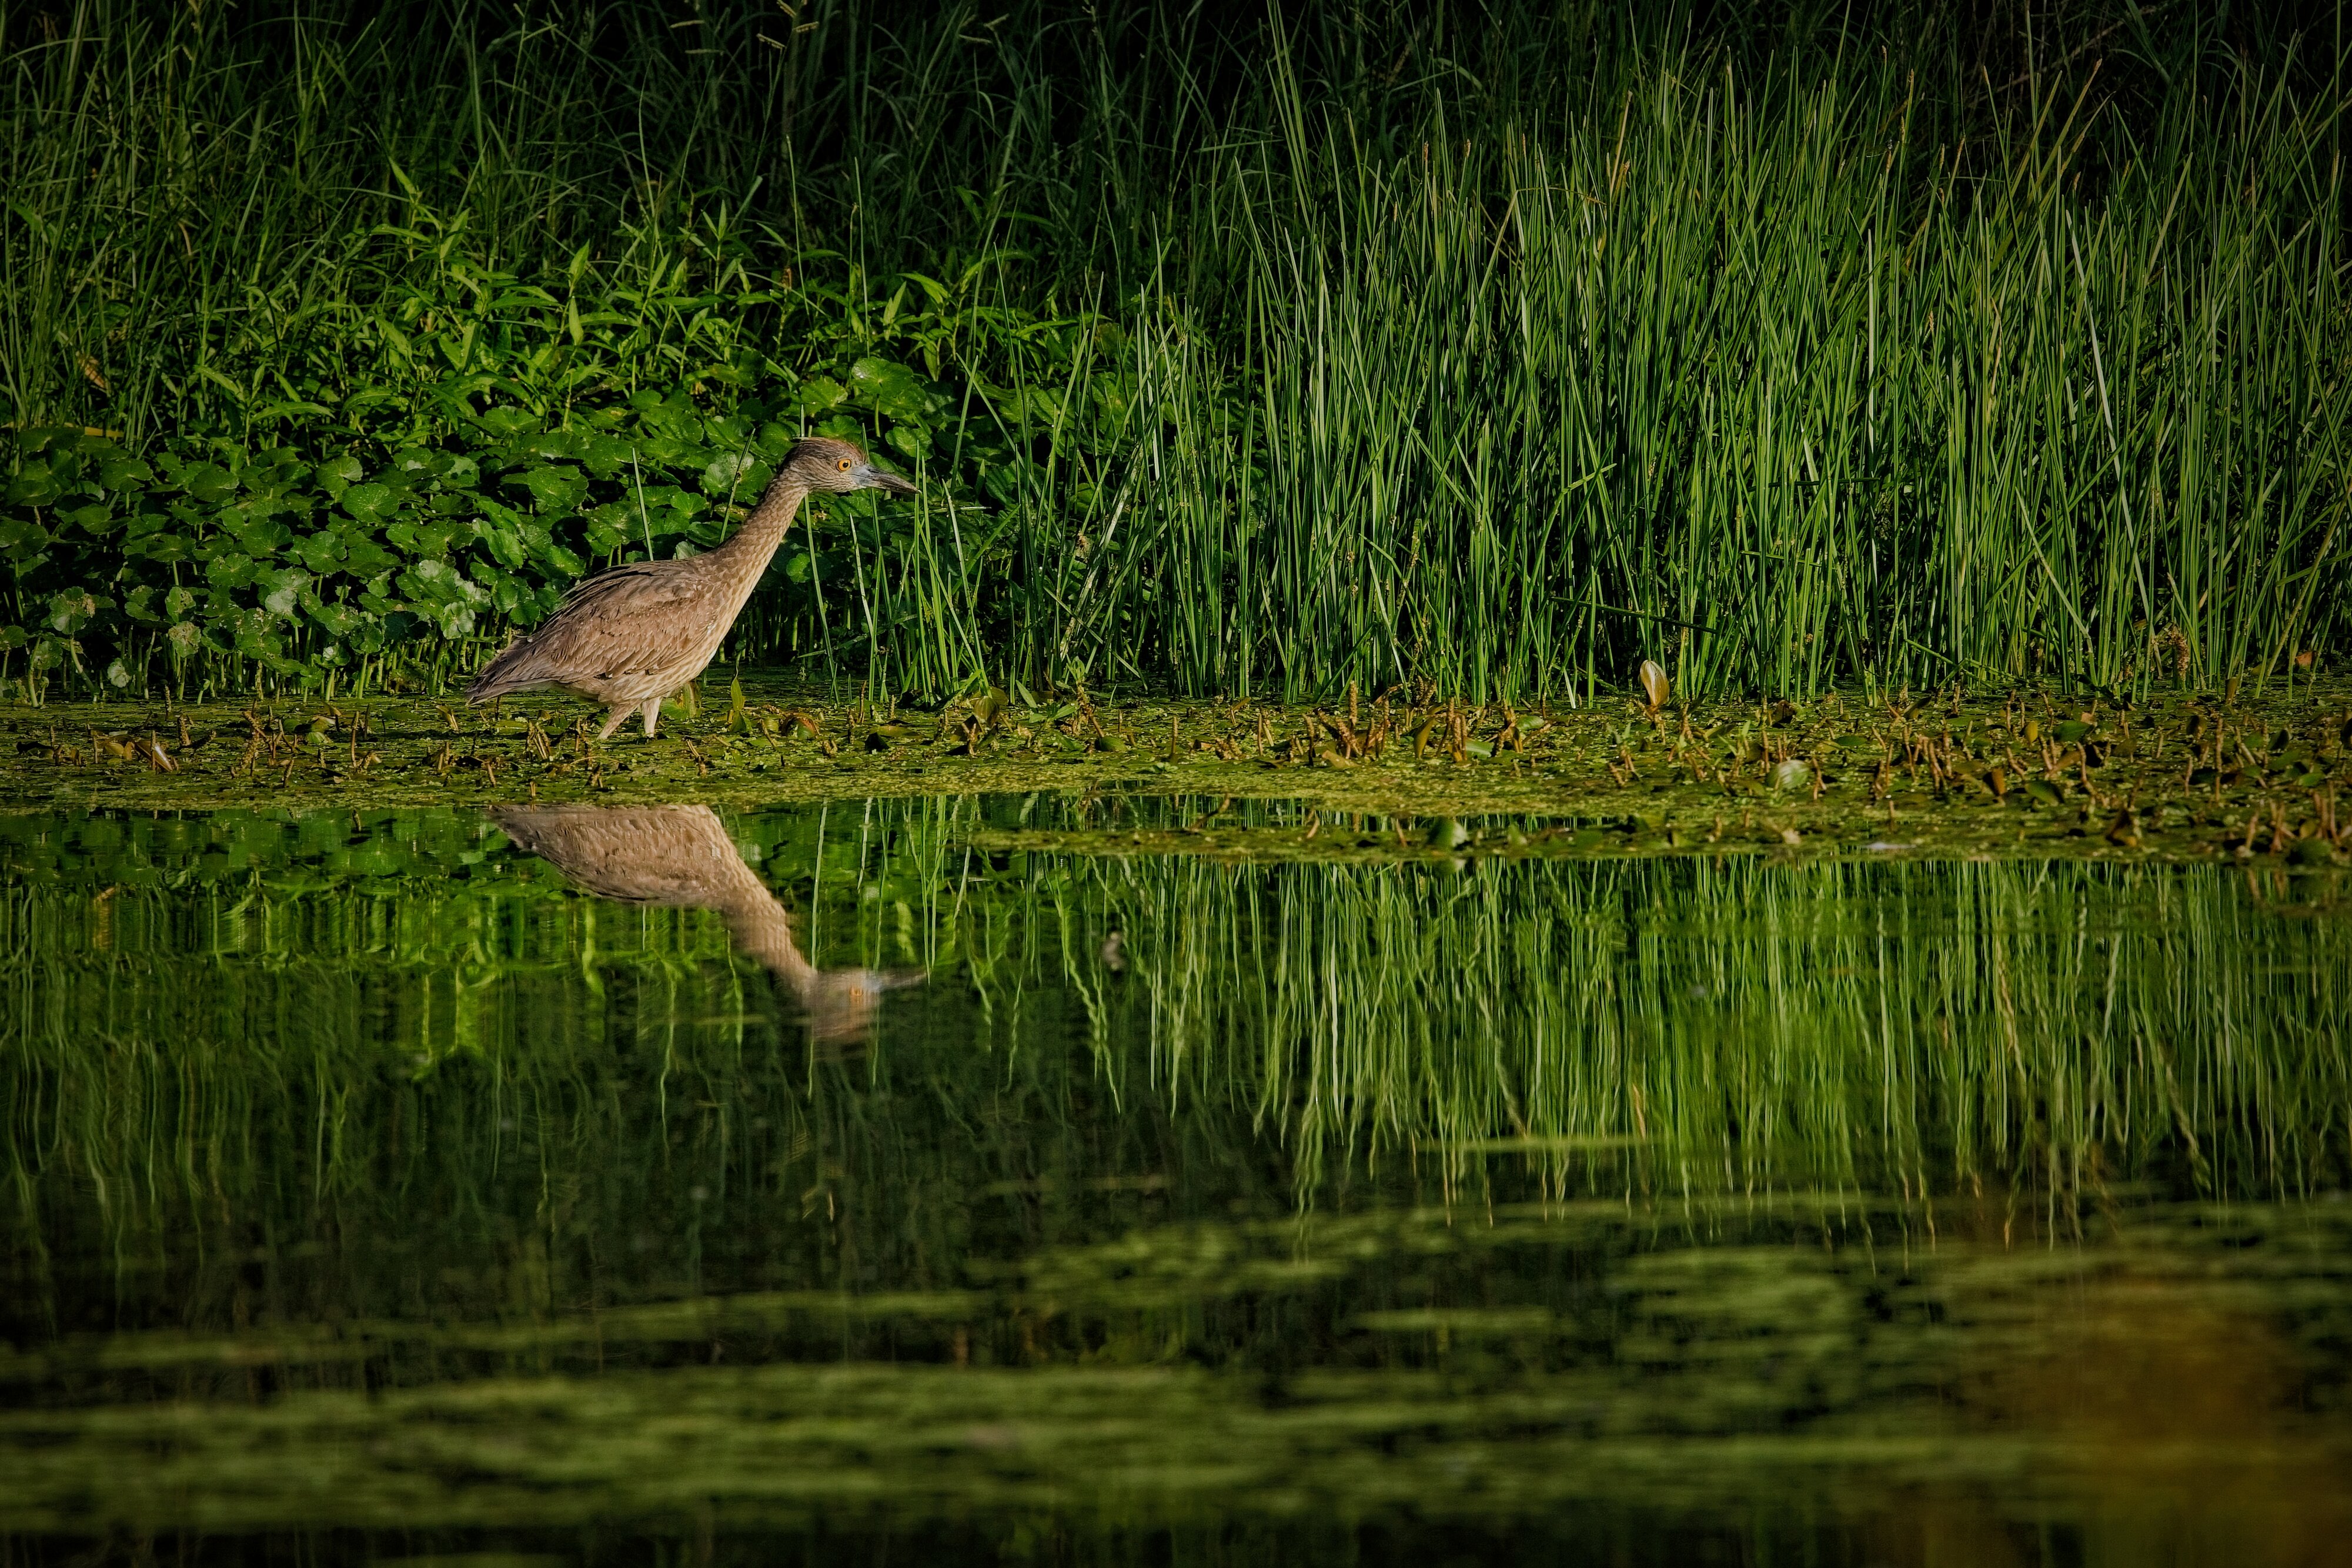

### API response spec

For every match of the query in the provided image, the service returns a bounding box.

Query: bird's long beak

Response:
[858,463,917,496]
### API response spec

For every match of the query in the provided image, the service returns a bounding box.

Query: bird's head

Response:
[777,436,916,497]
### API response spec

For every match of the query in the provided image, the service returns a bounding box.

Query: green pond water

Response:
[3,796,2348,1566]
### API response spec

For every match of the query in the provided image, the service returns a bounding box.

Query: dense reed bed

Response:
[2,2,2346,701]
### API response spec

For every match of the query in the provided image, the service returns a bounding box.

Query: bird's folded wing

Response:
[540,568,711,677]
[556,563,700,613]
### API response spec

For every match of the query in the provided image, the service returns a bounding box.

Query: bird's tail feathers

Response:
[466,635,546,704]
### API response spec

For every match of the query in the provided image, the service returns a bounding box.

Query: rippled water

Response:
[4,799,2348,1565]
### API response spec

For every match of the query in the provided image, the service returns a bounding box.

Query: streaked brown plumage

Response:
[467,436,914,737]
[491,803,921,1044]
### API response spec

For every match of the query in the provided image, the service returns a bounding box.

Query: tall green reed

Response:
[1073,50,2350,701]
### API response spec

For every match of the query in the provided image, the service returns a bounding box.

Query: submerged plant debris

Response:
[6,680,2348,865]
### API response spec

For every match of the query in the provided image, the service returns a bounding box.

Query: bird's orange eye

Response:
[838,459,851,472]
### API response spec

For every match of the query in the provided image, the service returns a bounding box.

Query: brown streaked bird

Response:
[492,803,922,1045]
[468,436,916,738]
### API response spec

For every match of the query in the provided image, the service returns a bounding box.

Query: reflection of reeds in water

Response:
[2,804,2344,1247]
[990,856,2351,1204]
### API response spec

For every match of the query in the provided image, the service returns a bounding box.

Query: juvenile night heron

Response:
[468,436,914,737]
[492,803,921,1044]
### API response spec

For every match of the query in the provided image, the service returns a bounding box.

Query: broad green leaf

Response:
[632,390,701,439]
[292,530,348,576]
[226,512,294,557]
[398,558,490,610]
[13,426,78,456]
[476,519,527,568]
[0,517,49,557]
[5,462,61,507]
[796,376,847,415]
[230,611,286,662]
[258,567,312,617]
[387,518,463,559]
[340,536,398,580]
[182,463,239,504]
[581,434,637,478]
[515,464,588,514]
[308,598,365,637]
[132,530,191,564]
[632,484,699,514]
[849,356,929,420]
[46,589,100,633]
[203,551,258,589]
[474,406,540,438]
[340,483,401,525]
[522,429,590,462]
[701,452,768,499]
[343,610,388,653]
[582,504,634,554]
[315,453,366,494]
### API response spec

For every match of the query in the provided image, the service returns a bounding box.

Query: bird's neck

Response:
[691,844,816,981]
[719,892,817,985]
[702,481,809,574]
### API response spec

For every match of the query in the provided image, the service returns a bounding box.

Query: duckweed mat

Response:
[6,681,2348,865]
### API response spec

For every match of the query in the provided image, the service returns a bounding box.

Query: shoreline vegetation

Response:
[4,2,2347,706]
[4,677,2347,865]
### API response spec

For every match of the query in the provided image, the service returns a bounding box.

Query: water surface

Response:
[4,798,2348,1564]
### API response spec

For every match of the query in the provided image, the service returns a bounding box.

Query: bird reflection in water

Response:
[491,804,920,1044]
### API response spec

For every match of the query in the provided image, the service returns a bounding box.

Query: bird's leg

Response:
[640,697,662,738]
[596,705,632,741]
